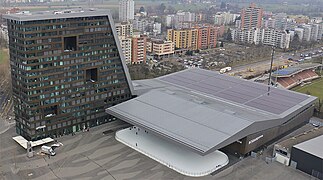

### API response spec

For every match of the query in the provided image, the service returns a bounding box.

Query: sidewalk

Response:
[0,117,15,134]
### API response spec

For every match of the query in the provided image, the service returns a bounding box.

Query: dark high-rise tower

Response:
[4,9,134,140]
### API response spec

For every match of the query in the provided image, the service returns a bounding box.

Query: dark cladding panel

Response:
[195,82,225,92]
[215,91,249,104]
[159,69,315,115]
[189,68,221,77]
[185,83,223,94]
[235,84,268,95]
[161,75,197,85]
[253,94,297,109]
[225,88,260,99]
[291,147,323,179]
[249,98,291,113]
[245,100,284,114]
[206,75,237,88]
[272,88,308,102]
[175,70,209,82]
[202,77,234,88]
[161,77,191,87]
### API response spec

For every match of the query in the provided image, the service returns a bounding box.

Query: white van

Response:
[41,145,56,156]
[219,67,232,74]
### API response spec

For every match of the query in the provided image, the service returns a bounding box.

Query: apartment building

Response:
[167,28,198,50]
[119,36,132,64]
[240,3,263,30]
[197,26,218,49]
[148,39,175,59]
[263,29,290,49]
[119,0,134,22]
[115,21,133,37]
[132,33,147,64]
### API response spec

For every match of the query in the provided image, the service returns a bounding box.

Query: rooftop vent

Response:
[165,90,175,95]
[17,11,31,15]
[133,83,142,87]
[53,11,63,15]
[224,109,236,115]
[192,98,205,104]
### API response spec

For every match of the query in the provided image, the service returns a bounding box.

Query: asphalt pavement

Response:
[0,120,314,180]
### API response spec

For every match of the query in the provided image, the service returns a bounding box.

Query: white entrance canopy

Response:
[12,136,54,149]
[116,127,229,177]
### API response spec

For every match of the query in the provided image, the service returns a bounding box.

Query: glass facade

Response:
[7,15,132,140]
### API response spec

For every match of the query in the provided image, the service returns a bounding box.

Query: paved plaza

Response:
[0,120,314,180]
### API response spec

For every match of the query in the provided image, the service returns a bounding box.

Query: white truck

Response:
[41,145,56,156]
[220,67,232,74]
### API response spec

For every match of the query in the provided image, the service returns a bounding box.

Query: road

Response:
[230,48,323,76]
[230,54,286,73]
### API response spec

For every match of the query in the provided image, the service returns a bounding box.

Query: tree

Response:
[314,99,323,117]
[146,6,154,14]
[167,6,177,14]
[158,3,166,14]
[290,33,301,50]
[293,33,300,42]
[185,50,193,56]
[305,90,311,95]
[139,6,145,13]
[220,2,226,9]
[225,29,232,42]
[220,41,224,47]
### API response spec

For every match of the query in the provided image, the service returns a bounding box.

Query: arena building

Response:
[106,68,317,176]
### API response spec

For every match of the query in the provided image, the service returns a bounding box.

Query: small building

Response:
[148,39,175,59]
[273,126,323,166]
[290,135,323,179]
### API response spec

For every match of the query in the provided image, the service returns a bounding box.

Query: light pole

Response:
[320,57,322,75]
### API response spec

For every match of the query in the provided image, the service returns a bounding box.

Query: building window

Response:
[64,36,77,51]
[86,68,98,82]
[44,105,58,117]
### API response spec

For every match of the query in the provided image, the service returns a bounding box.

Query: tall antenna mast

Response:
[88,0,94,8]
[267,45,275,95]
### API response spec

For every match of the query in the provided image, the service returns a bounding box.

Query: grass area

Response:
[292,78,323,100]
[21,0,169,12]
[0,49,9,65]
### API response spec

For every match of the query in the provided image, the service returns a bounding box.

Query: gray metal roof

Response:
[107,68,317,155]
[293,134,323,159]
[3,8,110,21]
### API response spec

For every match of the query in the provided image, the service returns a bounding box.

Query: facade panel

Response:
[290,147,322,179]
